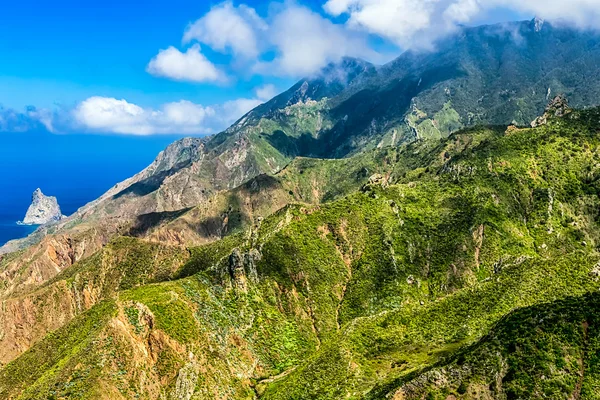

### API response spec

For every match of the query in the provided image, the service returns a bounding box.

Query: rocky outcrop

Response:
[20,188,64,225]
[531,95,572,127]
[228,248,261,291]
[532,16,545,32]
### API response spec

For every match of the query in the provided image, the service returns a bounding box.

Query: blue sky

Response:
[0,0,350,111]
[0,0,284,109]
[4,0,598,136]
[0,1,522,103]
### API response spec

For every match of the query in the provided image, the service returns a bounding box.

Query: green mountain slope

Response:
[2,103,600,398]
[3,19,600,309]
[367,293,600,399]
[308,19,600,157]
[4,18,600,399]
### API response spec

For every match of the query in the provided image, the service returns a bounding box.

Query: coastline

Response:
[0,221,39,247]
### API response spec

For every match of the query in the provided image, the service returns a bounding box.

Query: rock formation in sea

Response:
[20,188,65,225]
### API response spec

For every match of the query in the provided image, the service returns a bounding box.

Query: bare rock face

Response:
[532,16,545,32]
[531,95,572,127]
[20,189,65,225]
[227,248,261,291]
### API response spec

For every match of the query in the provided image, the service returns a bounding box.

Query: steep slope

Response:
[2,105,600,398]
[260,106,600,399]
[0,145,404,367]
[4,18,600,280]
[367,293,600,399]
[0,238,190,367]
[304,19,600,157]
[3,19,600,390]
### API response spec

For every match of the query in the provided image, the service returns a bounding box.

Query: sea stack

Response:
[20,188,65,225]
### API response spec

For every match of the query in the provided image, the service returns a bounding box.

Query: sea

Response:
[0,131,189,247]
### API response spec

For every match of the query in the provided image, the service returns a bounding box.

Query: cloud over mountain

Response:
[148,0,600,84]
[254,84,278,101]
[254,4,376,77]
[151,1,379,81]
[324,0,600,48]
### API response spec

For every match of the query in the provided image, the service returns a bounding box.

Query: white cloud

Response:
[0,106,57,133]
[151,2,379,81]
[147,44,226,83]
[488,0,600,27]
[255,84,279,101]
[324,0,600,49]
[71,85,276,135]
[324,0,466,49]
[73,97,216,135]
[256,4,376,76]
[221,98,263,124]
[209,85,280,127]
[183,2,266,59]
[443,0,481,24]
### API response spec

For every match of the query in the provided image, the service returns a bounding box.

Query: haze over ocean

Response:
[0,131,188,246]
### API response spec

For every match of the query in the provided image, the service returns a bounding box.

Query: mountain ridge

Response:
[3,19,600,399]
[6,18,600,238]
[2,104,600,398]
[4,17,600,303]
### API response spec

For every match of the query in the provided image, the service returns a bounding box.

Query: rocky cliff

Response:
[19,189,64,225]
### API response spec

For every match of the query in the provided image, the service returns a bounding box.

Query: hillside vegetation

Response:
[2,101,600,399]
[3,18,600,399]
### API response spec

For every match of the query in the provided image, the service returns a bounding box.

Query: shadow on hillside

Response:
[127,208,193,237]
[262,64,467,160]
[112,161,192,200]
[238,173,282,192]
[264,130,319,158]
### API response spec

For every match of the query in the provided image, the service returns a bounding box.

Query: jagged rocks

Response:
[228,248,261,291]
[505,125,520,135]
[368,174,385,185]
[531,95,572,127]
[172,361,199,400]
[20,188,65,225]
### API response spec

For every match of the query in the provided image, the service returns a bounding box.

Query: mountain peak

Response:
[532,16,545,32]
[242,57,376,123]
[314,57,375,84]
